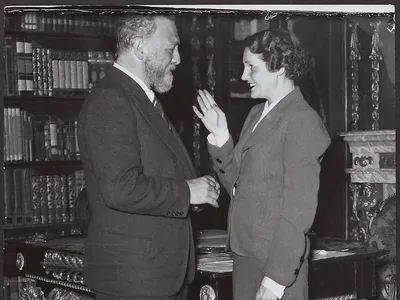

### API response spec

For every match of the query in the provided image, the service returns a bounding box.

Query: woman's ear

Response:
[277,67,286,77]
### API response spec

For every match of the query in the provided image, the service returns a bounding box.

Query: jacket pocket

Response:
[105,228,152,256]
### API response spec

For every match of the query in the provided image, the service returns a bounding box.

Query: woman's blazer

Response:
[208,87,331,287]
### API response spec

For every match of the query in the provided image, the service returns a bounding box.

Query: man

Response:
[77,14,220,300]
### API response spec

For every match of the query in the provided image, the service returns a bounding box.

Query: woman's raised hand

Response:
[193,89,228,136]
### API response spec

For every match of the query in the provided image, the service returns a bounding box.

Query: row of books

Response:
[4,108,80,163]
[6,11,117,35]
[4,169,85,227]
[5,35,115,96]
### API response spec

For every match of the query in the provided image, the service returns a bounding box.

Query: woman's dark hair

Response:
[243,28,309,80]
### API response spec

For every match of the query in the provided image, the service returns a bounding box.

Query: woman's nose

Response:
[241,68,249,81]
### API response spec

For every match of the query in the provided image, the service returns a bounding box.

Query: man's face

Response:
[144,17,181,94]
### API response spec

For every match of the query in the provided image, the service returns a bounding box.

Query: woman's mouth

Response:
[249,83,256,90]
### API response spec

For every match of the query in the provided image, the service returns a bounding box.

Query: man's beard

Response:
[144,56,174,94]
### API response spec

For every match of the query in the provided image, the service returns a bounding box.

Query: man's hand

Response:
[186,175,220,208]
[255,285,278,300]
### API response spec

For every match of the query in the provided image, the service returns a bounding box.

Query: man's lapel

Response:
[111,68,195,176]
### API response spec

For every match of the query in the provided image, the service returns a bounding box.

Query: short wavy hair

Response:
[243,28,309,80]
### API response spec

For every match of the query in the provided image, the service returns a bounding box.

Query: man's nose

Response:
[173,49,181,65]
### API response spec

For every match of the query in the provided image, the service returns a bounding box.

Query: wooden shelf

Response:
[5,96,86,105]
[4,160,82,169]
[5,29,115,39]
[4,222,82,240]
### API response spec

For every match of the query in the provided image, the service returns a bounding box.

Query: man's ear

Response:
[132,37,144,60]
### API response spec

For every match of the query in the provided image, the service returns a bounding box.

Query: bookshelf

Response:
[2,8,118,299]
[3,9,116,242]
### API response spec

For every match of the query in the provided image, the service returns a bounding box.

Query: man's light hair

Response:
[116,14,175,56]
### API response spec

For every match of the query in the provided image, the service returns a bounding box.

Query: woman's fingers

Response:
[197,95,208,114]
[203,89,217,107]
[198,89,218,109]
[193,105,203,119]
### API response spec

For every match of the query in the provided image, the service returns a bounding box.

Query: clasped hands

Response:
[185,90,229,209]
[186,175,220,208]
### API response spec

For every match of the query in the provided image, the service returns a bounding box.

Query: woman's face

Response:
[241,47,279,100]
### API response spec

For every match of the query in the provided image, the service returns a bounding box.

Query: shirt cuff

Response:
[207,130,230,147]
[261,276,285,299]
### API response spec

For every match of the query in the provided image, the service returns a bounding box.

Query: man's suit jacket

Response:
[77,67,197,297]
[208,87,331,290]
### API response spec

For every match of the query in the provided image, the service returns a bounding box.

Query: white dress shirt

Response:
[113,62,155,103]
[207,98,285,299]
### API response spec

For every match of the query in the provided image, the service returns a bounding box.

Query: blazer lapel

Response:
[236,104,264,152]
[243,108,283,151]
[231,104,263,183]
[110,68,195,176]
[242,87,302,151]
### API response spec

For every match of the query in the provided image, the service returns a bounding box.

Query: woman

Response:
[193,28,331,300]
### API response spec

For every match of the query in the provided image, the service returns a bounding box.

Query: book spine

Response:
[47,48,53,96]
[4,108,10,162]
[41,47,49,96]
[4,169,15,226]
[22,169,33,225]
[31,174,41,224]
[46,175,56,224]
[10,108,17,162]
[67,173,76,222]
[13,169,24,226]
[5,36,15,96]
[23,38,34,94]
[16,36,26,95]
[53,175,63,223]
[39,175,48,224]
[51,50,60,95]
[60,174,69,223]
[15,108,23,162]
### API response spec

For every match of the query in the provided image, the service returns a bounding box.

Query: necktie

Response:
[153,97,172,131]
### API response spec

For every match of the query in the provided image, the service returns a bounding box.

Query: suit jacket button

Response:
[219,169,225,174]
[294,268,299,275]
[216,158,222,163]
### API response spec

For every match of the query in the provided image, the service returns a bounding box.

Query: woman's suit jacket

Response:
[208,87,331,290]
[77,67,197,297]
